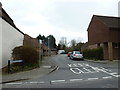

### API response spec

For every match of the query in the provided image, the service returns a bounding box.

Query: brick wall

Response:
[23,34,39,51]
[88,16,109,45]
[87,15,120,60]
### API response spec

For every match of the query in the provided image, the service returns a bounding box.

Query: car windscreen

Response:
[75,51,80,54]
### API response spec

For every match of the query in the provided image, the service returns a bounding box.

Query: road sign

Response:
[11,60,23,63]
[8,60,24,73]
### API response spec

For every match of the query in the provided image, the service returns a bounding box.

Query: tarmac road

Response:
[2,54,120,89]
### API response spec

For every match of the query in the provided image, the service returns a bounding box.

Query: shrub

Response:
[83,47,103,60]
[12,46,39,64]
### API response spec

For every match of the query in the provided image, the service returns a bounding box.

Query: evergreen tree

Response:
[36,34,56,49]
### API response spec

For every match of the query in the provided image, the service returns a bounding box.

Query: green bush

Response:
[83,47,103,60]
[12,46,39,64]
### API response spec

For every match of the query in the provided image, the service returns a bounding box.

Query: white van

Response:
[58,50,65,54]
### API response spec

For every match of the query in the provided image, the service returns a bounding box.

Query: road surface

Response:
[2,54,120,89]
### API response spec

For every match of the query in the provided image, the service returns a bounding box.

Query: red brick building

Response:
[87,15,120,60]
[23,34,51,56]
[23,34,39,51]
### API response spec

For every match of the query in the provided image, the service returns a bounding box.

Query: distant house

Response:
[87,15,120,60]
[0,3,24,68]
[81,42,89,52]
[51,48,57,55]
[42,43,51,56]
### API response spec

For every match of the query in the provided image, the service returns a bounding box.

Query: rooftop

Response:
[94,15,120,29]
[0,2,24,35]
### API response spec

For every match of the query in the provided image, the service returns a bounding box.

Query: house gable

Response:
[87,15,109,45]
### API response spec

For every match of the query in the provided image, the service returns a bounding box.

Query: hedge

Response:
[83,47,103,60]
[12,46,39,64]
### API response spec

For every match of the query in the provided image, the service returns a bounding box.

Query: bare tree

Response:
[70,39,76,50]
[58,37,67,49]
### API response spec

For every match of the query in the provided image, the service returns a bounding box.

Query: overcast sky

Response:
[1,0,119,45]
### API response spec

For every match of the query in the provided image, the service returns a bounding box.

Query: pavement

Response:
[1,56,58,84]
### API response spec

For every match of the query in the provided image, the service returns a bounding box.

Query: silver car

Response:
[70,51,83,60]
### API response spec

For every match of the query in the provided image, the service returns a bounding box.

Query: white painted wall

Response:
[1,17,24,68]
[0,18,2,69]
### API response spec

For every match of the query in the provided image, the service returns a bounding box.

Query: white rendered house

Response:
[0,3,24,68]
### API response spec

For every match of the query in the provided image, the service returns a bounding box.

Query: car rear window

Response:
[75,51,80,54]
[74,51,82,54]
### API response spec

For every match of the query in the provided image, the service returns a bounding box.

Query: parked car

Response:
[70,51,83,60]
[68,52,72,57]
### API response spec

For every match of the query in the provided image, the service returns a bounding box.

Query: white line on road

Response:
[102,76,112,79]
[110,72,118,75]
[95,67,119,78]
[42,66,51,69]
[29,81,45,84]
[5,82,22,85]
[100,67,112,72]
[70,79,83,82]
[83,68,92,73]
[87,78,99,80]
[51,80,66,83]
[70,68,84,74]
[30,82,38,84]
[113,75,120,77]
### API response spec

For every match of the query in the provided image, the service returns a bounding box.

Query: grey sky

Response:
[1,0,119,45]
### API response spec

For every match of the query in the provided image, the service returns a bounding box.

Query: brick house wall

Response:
[87,15,120,60]
[88,16,109,45]
[23,34,52,56]
[23,34,39,51]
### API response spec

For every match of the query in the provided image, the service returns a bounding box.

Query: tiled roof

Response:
[94,15,120,29]
[0,3,24,35]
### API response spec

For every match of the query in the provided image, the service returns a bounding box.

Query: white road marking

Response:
[73,64,78,67]
[68,63,89,67]
[85,65,99,72]
[77,63,83,67]
[87,78,99,80]
[110,72,118,75]
[68,64,73,67]
[102,76,112,79]
[51,80,66,83]
[30,82,38,84]
[69,63,102,74]
[29,81,45,84]
[5,82,22,85]
[37,81,45,84]
[42,66,51,69]
[83,68,93,73]
[27,81,45,84]
[113,75,120,77]
[68,63,119,82]
[95,67,119,78]
[70,68,84,74]
[100,67,112,72]
[70,79,83,82]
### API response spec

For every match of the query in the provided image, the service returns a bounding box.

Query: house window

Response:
[97,43,100,48]
[113,43,119,48]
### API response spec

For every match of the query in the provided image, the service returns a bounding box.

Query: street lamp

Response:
[48,37,49,57]
[39,40,42,67]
